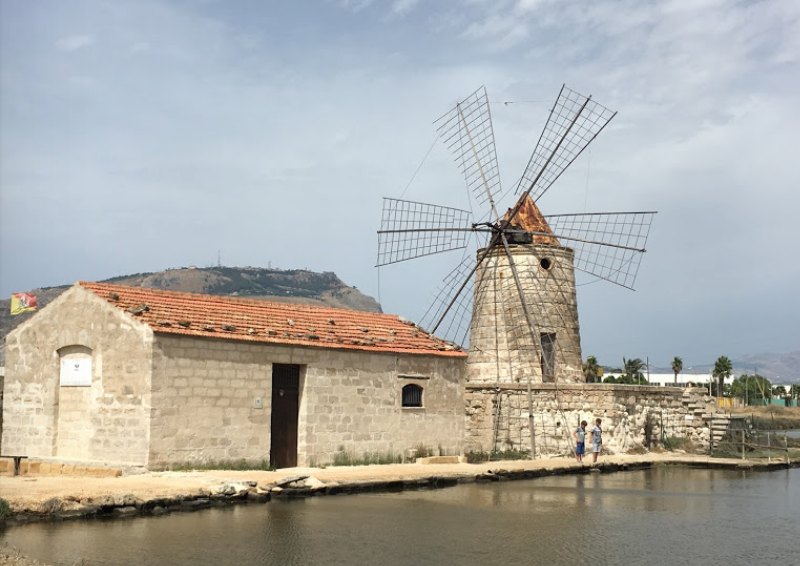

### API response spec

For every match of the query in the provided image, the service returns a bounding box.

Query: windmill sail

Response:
[376,198,473,266]
[513,85,616,207]
[546,211,656,289]
[434,86,504,220]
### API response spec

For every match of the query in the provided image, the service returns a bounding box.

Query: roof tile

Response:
[79,282,465,358]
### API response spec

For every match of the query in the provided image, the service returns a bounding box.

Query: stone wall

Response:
[469,244,583,385]
[150,334,465,468]
[1,286,152,465]
[301,350,464,466]
[465,383,720,456]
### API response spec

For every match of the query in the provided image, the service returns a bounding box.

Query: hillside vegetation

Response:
[0,266,381,364]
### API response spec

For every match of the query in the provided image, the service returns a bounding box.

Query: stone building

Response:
[1,282,465,469]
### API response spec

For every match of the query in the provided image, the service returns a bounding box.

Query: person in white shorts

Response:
[590,418,603,462]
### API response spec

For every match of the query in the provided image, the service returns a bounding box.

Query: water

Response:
[2,466,798,565]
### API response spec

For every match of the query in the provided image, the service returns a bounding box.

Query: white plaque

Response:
[60,357,92,387]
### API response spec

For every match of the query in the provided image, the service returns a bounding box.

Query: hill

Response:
[0,266,381,364]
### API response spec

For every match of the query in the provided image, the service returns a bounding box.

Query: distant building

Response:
[604,372,735,388]
[2,282,465,469]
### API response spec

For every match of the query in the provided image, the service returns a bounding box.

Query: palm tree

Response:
[712,355,733,397]
[583,355,601,383]
[671,356,683,386]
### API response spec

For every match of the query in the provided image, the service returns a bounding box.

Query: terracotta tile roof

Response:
[504,194,560,245]
[79,281,465,358]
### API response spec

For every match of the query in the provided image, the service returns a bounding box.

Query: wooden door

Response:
[270,364,300,468]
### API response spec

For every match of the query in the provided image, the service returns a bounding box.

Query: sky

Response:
[1,0,799,370]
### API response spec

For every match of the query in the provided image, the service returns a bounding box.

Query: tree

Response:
[583,355,602,383]
[773,385,787,397]
[730,374,773,405]
[620,357,647,385]
[671,356,683,386]
[712,356,733,397]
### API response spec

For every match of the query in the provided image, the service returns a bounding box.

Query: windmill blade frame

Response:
[546,210,657,290]
[434,86,504,221]
[376,198,475,266]
[512,85,617,211]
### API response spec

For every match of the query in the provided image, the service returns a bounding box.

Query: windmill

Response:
[376,85,655,455]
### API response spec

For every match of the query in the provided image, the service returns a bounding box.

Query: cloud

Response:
[2,0,799,369]
[391,0,420,16]
[130,41,150,54]
[54,34,94,51]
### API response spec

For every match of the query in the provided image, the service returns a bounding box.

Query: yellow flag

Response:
[10,292,37,315]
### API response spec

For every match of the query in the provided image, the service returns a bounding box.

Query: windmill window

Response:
[402,384,423,408]
[539,258,552,270]
[541,333,556,383]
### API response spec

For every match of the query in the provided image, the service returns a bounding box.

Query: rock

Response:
[112,506,138,517]
[180,498,211,510]
[271,486,284,494]
[303,476,326,490]
[274,475,308,488]
[39,498,63,514]
[215,482,253,496]
[246,492,270,503]
[112,494,140,507]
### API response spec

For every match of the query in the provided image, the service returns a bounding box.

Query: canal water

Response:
[2,466,798,565]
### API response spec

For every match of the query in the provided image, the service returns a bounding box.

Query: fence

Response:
[712,428,799,462]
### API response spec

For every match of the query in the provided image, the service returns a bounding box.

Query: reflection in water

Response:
[2,467,797,565]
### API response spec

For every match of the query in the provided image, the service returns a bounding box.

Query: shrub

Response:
[0,498,11,521]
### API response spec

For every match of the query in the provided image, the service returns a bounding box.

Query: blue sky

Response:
[1,0,798,370]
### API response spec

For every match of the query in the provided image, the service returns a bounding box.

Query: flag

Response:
[10,292,37,315]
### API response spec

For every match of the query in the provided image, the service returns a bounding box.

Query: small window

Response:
[58,345,93,387]
[402,384,423,408]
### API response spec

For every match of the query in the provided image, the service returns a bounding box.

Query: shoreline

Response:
[2,452,798,526]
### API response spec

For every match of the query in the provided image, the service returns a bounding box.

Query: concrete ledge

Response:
[415,456,467,464]
[0,459,122,477]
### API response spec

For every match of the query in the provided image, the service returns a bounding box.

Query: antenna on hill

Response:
[217,250,221,268]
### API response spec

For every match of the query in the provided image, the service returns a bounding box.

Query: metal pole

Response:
[741,430,745,460]
[785,432,789,465]
[767,431,771,463]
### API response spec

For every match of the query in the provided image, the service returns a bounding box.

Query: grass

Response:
[0,498,10,521]
[663,436,700,453]
[166,459,273,472]
[465,449,531,463]
[729,406,800,430]
[330,447,403,467]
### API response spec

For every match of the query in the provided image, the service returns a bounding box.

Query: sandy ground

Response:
[0,452,747,513]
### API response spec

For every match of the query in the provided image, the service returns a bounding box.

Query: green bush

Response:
[0,498,11,521]
[167,459,272,471]
[465,449,531,463]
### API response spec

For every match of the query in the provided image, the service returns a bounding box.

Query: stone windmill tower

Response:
[377,85,655,392]
[470,194,583,386]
